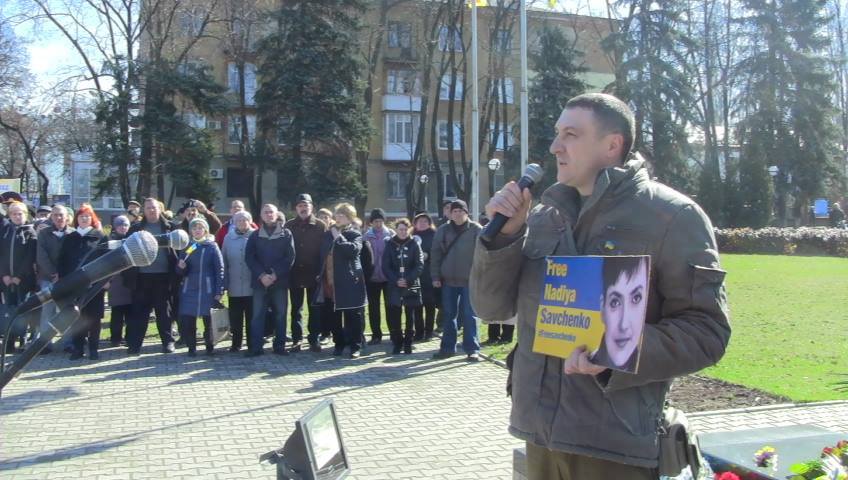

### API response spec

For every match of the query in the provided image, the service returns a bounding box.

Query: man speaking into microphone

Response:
[470,93,730,479]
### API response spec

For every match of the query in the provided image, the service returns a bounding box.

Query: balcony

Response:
[382,94,421,112]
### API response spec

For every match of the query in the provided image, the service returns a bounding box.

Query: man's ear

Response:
[605,133,625,165]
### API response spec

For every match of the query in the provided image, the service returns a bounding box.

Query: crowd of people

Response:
[0,191,507,362]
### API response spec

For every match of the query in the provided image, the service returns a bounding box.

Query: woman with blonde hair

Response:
[315,203,367,358]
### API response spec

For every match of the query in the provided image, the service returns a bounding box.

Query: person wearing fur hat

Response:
[412,212,438,340]
[176,217,224,356]
[363,207,394,345]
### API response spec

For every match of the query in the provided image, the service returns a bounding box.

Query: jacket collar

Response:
[365,225,392,238]
[258,221,286,240]
[292,214,317,226]
[541,154,647,224]
[227,225,256,239]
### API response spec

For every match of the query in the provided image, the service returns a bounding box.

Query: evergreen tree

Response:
[735,0,839,225]
[605,0,697,193]
[256,0,372,208]
[527,24,586,192]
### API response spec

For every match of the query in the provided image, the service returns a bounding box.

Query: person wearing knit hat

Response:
[369,208,386,223]
[112,215,131,228]
[364,206,395,345]
[449,199,469,213]
[188,217,210,236]
[176,214,224,356]
[430,197,483,362]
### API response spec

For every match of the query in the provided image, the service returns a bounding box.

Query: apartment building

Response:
[152,2,615,216]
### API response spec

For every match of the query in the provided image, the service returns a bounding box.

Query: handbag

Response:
[209,307,230,345]
[658,407,703,478]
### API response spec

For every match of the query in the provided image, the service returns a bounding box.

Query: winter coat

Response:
[57,228,107,320]
[177,236,224,317]
[244,222,295,290]
[430,220,482,287]
[215,219,258,247]
[222,225,256,298]
[315,227,367,310]
[412,228,436,304]
[470,157,731,468]
[36,223,74,282]
[124,217,179,289]
[381,236,424,307]
[285,215,328,289]
[363,225,394,283]
[0,222,38,295]
[106,231,133,307]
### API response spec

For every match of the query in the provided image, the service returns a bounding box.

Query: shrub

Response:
[716,227,848,257]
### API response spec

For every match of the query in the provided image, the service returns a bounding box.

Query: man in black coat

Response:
[125,198,180,354]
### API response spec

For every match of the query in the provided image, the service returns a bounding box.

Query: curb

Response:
[688,400,848,417]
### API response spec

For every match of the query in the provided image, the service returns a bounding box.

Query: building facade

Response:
[151,2,615,217]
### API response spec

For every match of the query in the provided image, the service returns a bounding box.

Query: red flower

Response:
[823,446,835,456]
[715,472,741,480]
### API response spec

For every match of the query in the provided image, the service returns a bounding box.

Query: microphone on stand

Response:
[480,163,544,243]
[0,231,158,395]
[14,231,159,316]
[105,229,189,251]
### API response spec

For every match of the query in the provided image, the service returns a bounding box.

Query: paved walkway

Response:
[2,337,846,479]
[0,338,521,479]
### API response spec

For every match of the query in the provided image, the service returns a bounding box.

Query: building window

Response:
[437,121,462,150]
[387,69,419,95]
[443,170,465,199]
[490,123,512,151]
[228,115,256,144]
[385,113,418,147]
[227,168,254,197]
[439,74,464,101]
[386,171,411,199]
[388,21,412,49]
[179,8,205,37]
[492,29,512,54]
[227,62,257,106]
[492,77,514,104]
[438,26,463,52]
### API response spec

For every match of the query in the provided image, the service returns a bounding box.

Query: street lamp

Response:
[768,165,779,178]
[419,173,429,213]
[488,158,501,172]
[768,165,779,223]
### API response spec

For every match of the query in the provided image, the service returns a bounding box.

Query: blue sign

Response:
[814,198,829,218]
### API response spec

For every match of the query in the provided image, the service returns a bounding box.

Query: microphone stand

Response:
[0,279,107,396]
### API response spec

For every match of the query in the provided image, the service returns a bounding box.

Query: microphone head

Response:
[524,163,544,184]
[169,229,190,250]
[123,231,159,267]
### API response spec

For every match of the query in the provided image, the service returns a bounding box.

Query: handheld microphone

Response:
[480,163,544,243]
[15,230,158,316]
[106,229,189,251]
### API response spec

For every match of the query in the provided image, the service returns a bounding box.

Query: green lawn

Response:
[481,254,848,403]
[702,254,848,402]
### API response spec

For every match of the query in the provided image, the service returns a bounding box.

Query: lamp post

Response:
[419,173,429,213]
[768,165,779,222]
[488,158,501,209]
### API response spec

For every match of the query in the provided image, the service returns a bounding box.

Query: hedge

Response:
[715,227,848,257]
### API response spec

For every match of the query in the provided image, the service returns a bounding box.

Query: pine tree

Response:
[735,0,838,225]
[527,24,586,192]
[256,0,372,208]
[606,0,697,193]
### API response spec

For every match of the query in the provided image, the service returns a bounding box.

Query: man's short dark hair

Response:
[565,93,635,163]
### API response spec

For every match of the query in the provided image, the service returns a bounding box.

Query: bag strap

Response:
[442,224,469,259]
